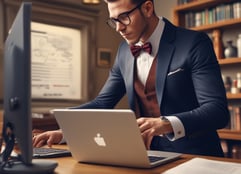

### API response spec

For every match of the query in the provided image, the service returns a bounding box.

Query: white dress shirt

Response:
[135,17,185,141]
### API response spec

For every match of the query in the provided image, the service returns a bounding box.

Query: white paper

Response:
[163,157,241,174]
[31,22,81,100]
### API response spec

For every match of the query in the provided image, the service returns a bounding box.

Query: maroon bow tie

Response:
[130,42,152,58]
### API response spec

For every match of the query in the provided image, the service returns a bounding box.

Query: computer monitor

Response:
[1,2,57,173]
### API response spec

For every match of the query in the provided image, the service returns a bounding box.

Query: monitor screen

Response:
[1,2,57,173]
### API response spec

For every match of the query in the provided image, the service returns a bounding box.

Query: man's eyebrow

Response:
[110,11,127,19]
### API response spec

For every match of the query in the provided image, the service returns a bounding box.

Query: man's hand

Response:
[137,117,173,149]
[32,130,63,148]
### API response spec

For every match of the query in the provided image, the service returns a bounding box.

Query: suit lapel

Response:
[156,43,174,107]
[156,18,176,107]
[123,44,136,110]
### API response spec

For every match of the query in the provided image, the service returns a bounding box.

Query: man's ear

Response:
[141,1,154,18]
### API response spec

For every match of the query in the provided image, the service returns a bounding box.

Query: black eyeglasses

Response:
[106,1,146,29]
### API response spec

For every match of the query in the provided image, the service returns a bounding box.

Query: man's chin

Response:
[125,39,138,46]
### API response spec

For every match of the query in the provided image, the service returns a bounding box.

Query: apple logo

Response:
[94,133,106,147]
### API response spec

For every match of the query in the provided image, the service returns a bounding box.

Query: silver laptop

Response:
[53,109,181,168]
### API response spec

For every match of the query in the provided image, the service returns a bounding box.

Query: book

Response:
[184,2,241,28]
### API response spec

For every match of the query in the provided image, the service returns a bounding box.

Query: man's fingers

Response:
[33,133,48,147]
[35,139,46,148]
[141,129,154,149]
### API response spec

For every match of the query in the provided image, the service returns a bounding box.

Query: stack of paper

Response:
[163,157,241,174]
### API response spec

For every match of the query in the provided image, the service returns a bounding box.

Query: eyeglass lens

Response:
[107,1,146,29]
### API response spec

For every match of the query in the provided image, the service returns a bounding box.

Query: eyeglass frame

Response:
[106,1,147,29]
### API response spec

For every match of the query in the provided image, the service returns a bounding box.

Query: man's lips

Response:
[121,33,130,39]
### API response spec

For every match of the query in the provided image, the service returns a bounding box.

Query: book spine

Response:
[184,2,241,28]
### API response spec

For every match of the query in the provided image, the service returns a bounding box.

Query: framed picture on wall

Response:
[97,48,112,68]
[31,22,82,100]
[2,0,98,102]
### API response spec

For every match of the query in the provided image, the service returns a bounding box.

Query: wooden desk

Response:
[48,145,241,174]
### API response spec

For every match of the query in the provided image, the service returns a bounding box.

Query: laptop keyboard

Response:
[148,155,166,163]
[33,147,71,158]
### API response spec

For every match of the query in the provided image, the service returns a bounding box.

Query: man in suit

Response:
[33,0,229,157]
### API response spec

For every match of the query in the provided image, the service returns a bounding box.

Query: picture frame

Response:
[2,0,98,102]
[97,48,112,68]
[31,22,82,100]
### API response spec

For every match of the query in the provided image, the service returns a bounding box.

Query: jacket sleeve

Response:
[174,32,230,135]
[70,46,127,109]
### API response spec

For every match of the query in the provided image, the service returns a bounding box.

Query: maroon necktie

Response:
[130,42,152,58]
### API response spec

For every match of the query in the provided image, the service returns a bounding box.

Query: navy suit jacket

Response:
[73,18,229,157]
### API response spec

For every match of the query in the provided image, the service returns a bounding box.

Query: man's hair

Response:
[104,0,153,5]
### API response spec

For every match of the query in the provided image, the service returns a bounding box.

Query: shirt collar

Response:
[136,16,165,57]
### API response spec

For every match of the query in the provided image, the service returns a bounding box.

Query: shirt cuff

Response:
[58,129,66,144]
[59,137,66,144]
[162,116,185,141]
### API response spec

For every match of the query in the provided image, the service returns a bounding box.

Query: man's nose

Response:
[115,22,125,32]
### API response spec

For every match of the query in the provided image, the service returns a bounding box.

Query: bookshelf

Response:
[218,57,241,65]
[173,0,241,158]
[189,18,241,32]
[218,129,241,141]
